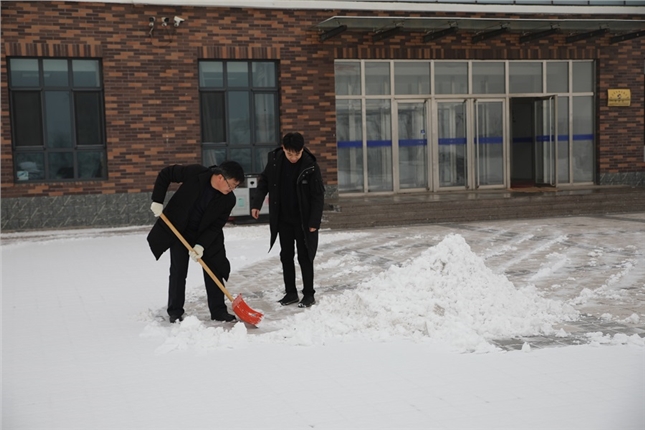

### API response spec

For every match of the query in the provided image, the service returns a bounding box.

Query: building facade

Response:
[1,0,644,230]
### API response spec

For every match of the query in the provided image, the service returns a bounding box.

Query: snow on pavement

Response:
[141,234,585,354]
[2,215,644,429]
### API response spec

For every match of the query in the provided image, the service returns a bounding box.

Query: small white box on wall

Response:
[231,188,250,216]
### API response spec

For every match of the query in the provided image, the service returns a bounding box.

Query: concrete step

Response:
[322,186,645,229]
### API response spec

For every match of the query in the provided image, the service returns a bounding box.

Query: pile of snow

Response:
[142,234,580,353]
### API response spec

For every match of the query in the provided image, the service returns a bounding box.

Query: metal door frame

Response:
[431,98,508,191]
[474,98,507,190]
[393,99,431,192]
[534,95,559,187]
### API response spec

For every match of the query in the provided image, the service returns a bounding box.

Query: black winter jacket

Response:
[251,147,325,261]
[147,164,235,280]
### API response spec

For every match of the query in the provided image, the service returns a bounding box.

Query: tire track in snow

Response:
[491,233,568,276]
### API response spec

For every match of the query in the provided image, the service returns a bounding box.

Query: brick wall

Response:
[1,2,643,230]
[597,37,645,180]
[1,2,340,201]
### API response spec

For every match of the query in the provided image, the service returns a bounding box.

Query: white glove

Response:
[190,245,204,262]
[150,202,163,217]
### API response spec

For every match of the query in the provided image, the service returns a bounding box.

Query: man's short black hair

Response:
[282,132,304,152]
[211,160,245,184]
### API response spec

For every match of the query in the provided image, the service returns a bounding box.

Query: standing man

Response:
[251,132,325,308]
[147,161,245,323]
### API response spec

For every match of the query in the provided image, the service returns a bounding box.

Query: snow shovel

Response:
[160,213,263,326]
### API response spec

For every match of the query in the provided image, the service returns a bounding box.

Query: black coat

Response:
[251,147,325,261]
[147,164,235,280]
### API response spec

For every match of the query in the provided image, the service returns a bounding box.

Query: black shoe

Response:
[169,314,184,323]
[211,311,237,322]
[278,293,299,306]
[298,296,316,308]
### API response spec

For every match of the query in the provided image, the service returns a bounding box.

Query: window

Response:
[572,96,594,182]
[199,61,279,174]
[335,62,361,96]
[435,62,468,95]
[509,62,542,93]
[394,61,430,95]
[9,58,107,182]
[572,62,594,93]
[472,62,505,94]
[547,62,568,93]
[336,99,363,192]
[335,59,595,193]
[365,62,391,96]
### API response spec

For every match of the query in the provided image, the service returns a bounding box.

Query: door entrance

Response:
[394,101,428,191]
[433,98,506,191]
[534,95,558,187]
[510,97,558,188]
[475,99,505,188]
[345,97,511,194]
[436,100,467,188]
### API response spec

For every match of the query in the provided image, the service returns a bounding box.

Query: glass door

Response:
[534,95,558,186]
[475,100,505,187]
[395,101,428,190]
[435,100,467,189]
[366,99,392,192]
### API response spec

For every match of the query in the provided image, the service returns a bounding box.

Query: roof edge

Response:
[16,0,645,16]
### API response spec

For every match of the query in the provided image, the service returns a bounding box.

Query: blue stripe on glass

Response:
[513,134,591,143]
[340,134,593,148]
[337,140,362,148]
[336,140,393,148]
[536,135,552,143]
[399,139,427,147]
[367,140,392,147]
[475,137,503,144]
[438,137,467,145]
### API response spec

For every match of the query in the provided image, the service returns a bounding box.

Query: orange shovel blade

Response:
[232,294,263,326]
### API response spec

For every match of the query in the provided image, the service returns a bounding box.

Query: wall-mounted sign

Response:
[607,89,631,106]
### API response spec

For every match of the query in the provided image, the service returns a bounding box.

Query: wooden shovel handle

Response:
[160,213,235,303]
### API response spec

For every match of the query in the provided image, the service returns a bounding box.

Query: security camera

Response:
[173,16,185,27]
[161,17,169,26]
[149,16,155,27]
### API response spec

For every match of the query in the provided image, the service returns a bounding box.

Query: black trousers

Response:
[167,235,226,319]
[278,220,315,297]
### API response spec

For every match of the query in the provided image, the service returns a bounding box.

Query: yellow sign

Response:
[608,89,631,106]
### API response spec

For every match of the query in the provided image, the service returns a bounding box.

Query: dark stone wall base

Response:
[1,185,340,231]
[2,192,156,231]
[598,172,645,187]
[2,179,641,231]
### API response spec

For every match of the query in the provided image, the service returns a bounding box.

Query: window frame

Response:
[8,57,107,183]
[198,60,280,175]
[334,59,595,193]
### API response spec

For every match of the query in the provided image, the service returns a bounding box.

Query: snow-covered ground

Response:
[2,214,644,429]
